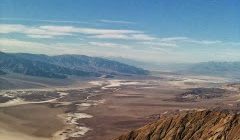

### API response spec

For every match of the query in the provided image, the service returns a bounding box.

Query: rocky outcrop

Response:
[115,110,240,140]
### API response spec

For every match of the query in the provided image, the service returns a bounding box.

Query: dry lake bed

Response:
[0,74,239,140]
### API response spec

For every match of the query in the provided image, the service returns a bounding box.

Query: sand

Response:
[0,122,48,140]
[0,104,64,140]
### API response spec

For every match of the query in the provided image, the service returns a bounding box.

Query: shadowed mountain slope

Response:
[0,52,148,79]
[0,70,6,75]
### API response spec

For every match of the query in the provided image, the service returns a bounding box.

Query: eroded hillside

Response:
[115,110,240,140]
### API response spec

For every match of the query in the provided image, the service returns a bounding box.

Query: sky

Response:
[0,0,240,63]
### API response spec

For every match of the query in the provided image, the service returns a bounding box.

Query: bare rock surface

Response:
[115,110,240,140]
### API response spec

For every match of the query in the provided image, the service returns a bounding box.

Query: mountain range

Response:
[0,52,148,79]
[181,61,240,78]
[109,57,240,78]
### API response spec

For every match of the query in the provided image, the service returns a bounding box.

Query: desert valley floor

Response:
[0,74,240,140]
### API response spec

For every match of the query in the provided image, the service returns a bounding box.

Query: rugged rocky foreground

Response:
[115,110,240,140]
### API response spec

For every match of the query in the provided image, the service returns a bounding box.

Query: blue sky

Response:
[0,0,240,63]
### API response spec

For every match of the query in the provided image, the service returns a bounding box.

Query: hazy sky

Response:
[0,0,240,63]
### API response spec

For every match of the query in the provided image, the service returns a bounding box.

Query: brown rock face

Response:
[115,110,240,140]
